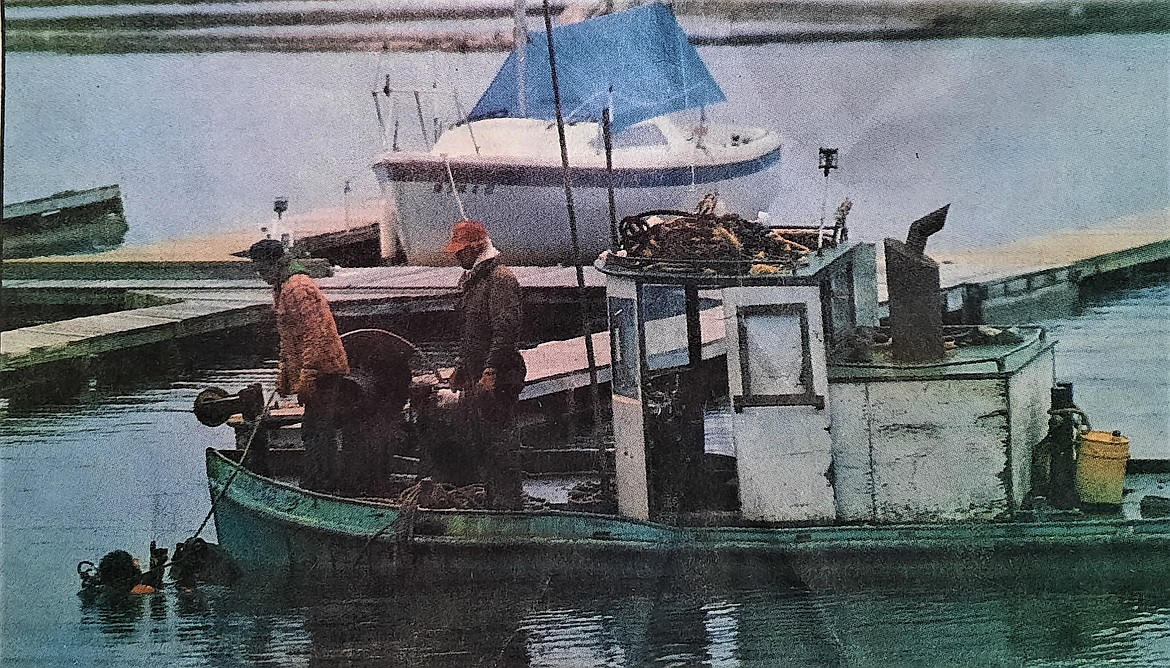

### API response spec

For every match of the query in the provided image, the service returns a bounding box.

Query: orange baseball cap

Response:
[444,219,489,254]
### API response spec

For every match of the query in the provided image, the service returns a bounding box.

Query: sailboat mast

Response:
[514,0,528,116]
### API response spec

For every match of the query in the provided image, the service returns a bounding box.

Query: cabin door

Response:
[722,286,836,522]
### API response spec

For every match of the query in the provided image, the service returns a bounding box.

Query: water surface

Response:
[2,273,1168,666]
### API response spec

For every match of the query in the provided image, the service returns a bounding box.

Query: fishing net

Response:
[611,198,851,275]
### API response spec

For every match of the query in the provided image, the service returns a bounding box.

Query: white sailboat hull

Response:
[372,121,784,265]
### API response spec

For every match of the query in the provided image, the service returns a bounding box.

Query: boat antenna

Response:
[343,179,352,227]
[602,88,619,249]
[370,46,390,151]
[391,94,401,152]
[442,153,468,220]
[677,11,689,112]
[430,63,441,145]
[372,91,389,151]
[816,147,839,250]
[541,0,603,430]
[414,91,430,147]
[452,91,480,155]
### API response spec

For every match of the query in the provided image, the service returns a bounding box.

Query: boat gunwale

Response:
[207,449,1170,556]
[369,140,783,181]
[207,448,680,540]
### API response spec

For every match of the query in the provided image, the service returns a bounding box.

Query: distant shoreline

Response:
[5,0,1168,54]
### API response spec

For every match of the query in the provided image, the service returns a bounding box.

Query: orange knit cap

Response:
[444,219,489,254]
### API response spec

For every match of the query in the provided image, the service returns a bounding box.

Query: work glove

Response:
[477,368,497,394]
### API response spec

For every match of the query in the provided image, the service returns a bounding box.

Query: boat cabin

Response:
[597,241,1054,524]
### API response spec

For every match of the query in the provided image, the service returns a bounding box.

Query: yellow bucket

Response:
[1075,430,1130,506]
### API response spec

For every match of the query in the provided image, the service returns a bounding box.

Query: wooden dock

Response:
[2,208,1167,400]
[1,198,386,281]
[3,185,128,259]
[933,208,1170,324]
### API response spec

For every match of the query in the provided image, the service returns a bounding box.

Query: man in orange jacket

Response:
[248,239,350,492]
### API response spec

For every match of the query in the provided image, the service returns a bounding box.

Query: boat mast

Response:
[540,0,602,428]
[514,0,528,116]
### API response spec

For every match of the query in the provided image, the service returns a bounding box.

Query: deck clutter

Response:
[611,197,850,275]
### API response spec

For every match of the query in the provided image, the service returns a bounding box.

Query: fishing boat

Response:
[370,3,784,266]
[203,207,1170,588]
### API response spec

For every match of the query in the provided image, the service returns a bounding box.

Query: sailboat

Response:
[371,2,783,266]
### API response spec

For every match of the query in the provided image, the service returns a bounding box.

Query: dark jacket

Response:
[453,258,526,392]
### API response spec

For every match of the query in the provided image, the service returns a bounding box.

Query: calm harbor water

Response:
[3,24,1170,667]
[0,271,1167,666]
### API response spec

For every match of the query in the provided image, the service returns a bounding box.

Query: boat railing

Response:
[831,325,1049,374]
[372,81,481,154]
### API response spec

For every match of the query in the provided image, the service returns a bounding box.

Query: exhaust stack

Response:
[884,204,950,363]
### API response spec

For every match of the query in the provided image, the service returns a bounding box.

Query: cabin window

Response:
[640,284,690,371]
[609,296,639,399]
[733,303,824,410]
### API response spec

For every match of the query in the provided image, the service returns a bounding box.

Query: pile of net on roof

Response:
[613,195,852,275]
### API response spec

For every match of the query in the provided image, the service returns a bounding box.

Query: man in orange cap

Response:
[445,220,526,509]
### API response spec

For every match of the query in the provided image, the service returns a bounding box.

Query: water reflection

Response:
[55,547,1170,666]
[79,591,151,640]
[3,276,1169,665]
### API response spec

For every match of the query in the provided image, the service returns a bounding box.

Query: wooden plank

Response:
[3,185,122,219]
[514,265,605,288]
[519,307,726,399]
[173,304,270,337]
[32,312,181,339]
[933,209,1170,287]
[1,329,88,357]
[137,299,263,320]
[140,289,273,304]
[323,267,423,290]
[0,298,267,370]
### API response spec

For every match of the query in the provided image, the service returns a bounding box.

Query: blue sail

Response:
[468,2,725,132]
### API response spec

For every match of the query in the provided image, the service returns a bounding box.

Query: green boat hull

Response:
[206,449,1170,588]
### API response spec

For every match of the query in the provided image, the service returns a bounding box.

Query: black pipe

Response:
[541,0,602,432]
[603,99,620,249]
[905,203,949,255]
